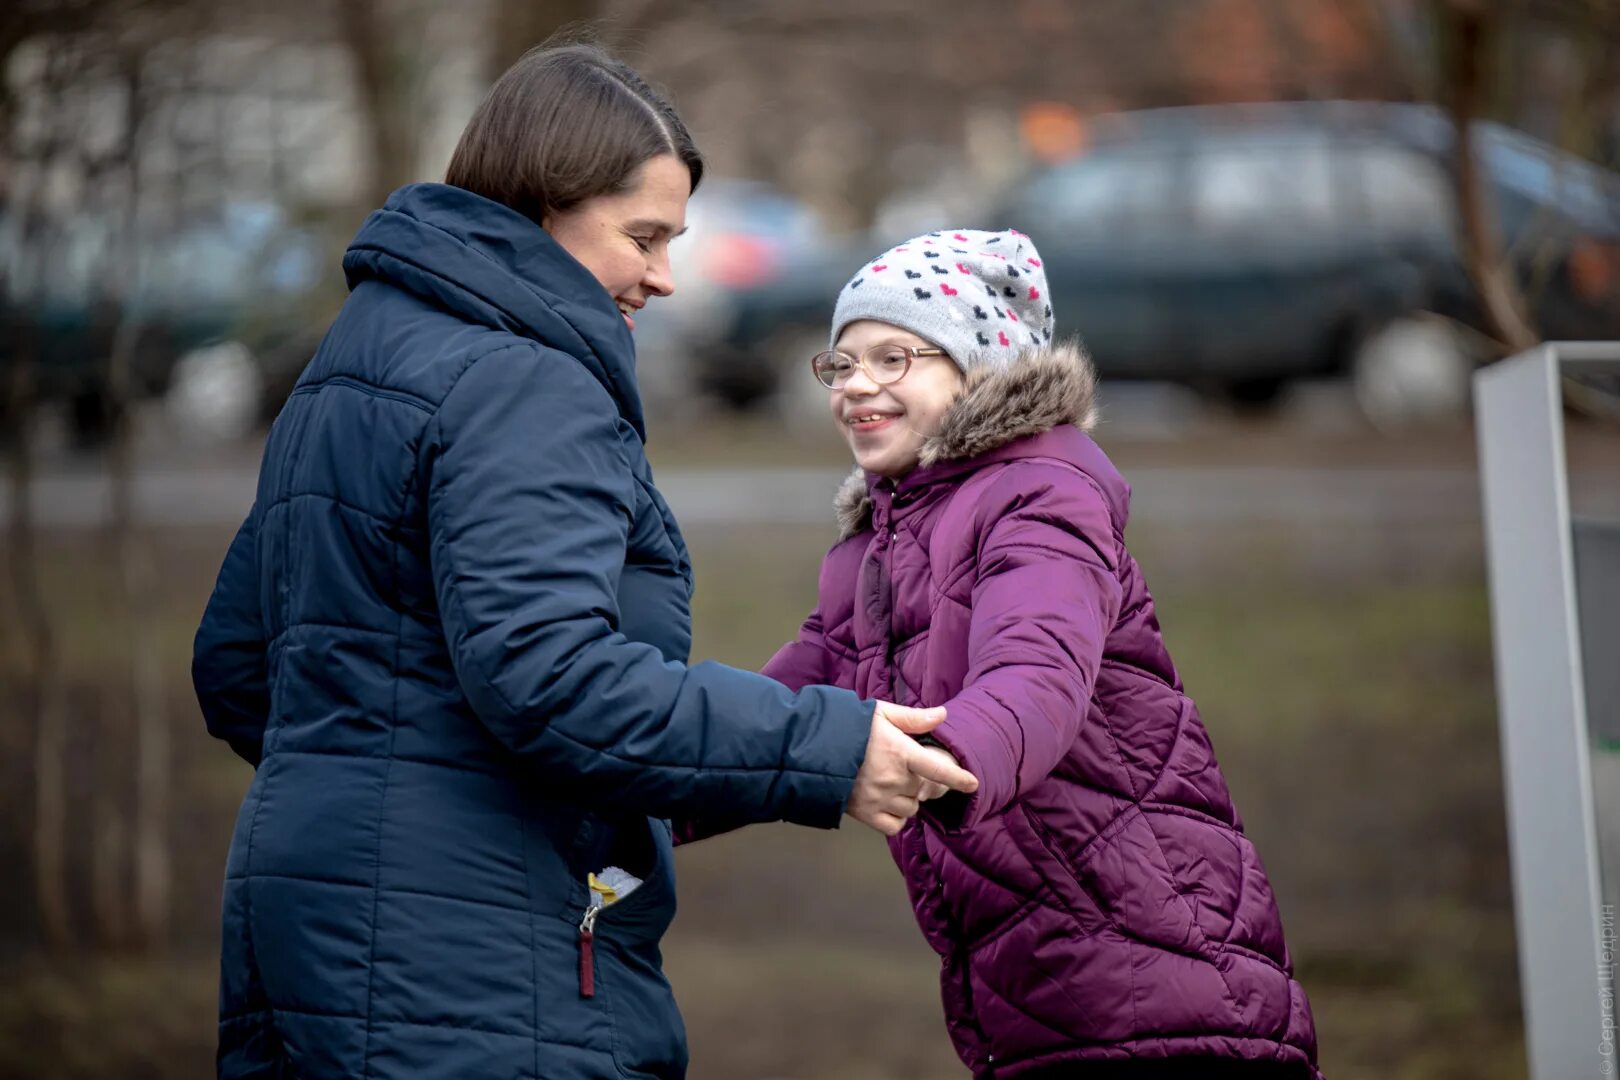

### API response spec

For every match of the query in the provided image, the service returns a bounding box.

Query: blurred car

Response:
[708,101,1620,425]
[0,200,330,444]
[993,101,1620,421]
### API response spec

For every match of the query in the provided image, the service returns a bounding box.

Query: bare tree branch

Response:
[487,0,603,82]
[335,0,422,212]
[1439,0,1542,352]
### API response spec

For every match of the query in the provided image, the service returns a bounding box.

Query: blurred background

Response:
[3,0,1620,1076]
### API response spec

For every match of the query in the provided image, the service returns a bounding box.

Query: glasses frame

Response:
[810,344,947,389]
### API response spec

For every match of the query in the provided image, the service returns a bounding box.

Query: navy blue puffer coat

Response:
[193,183,874,1079]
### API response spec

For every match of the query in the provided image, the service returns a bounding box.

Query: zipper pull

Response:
[578,903,601,998]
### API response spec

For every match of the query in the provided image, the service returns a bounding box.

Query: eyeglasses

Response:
[810,344,946,389]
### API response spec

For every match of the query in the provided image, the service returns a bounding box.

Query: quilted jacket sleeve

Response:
[674,555,854,847]
[759,535,865,694]
[759,606,836,693]
[193,506,271,767]
[424,344,873,827]
[924,461,1123,830]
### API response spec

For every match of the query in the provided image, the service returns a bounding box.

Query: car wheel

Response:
[68,382,120,449]
[1351,314,1474,430]
[165,340,263,443]
[1218,376,1288,412]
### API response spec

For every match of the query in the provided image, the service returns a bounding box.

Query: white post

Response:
[1475,343,1617,1080]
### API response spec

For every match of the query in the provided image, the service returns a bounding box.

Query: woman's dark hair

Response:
[445,42,703,223]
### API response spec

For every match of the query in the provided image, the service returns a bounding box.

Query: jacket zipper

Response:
[913,837,993,1071]
[886,526,902,699]
[578,894,604,998]
[575,867,647,1000]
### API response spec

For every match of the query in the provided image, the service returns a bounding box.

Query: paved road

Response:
[9,379,1618,528]
[11,458,1617,530]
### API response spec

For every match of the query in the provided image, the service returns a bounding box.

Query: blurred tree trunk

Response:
[337,0,424,213]
[3,202,71,954]
[3,12,85,955]
[487,0,602,81]
[96,41,170,952]
[106,322,170,951]
[1436,0,1541,353]
[5,316,72,951]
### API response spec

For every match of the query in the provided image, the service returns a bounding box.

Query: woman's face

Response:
[542,153,690,333]
[829,320,965,478]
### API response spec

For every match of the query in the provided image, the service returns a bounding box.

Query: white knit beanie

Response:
[830,228,1054,373]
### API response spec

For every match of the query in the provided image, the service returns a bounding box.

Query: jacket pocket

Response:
[571,819,685,1077]
[567,817,677,966]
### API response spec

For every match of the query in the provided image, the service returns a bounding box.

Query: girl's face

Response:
[829,320,965,478]
[542,153,690,333]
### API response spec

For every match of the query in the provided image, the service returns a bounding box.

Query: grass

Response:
[0,514,1524,1078]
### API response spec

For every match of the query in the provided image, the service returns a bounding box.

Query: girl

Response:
[759,230,1323,1078]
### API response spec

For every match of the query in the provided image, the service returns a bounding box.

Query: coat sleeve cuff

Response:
[918,691,1019,831]
[778,689,874,830]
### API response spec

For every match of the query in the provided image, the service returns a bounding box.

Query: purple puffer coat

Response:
[759,344,1320,1077]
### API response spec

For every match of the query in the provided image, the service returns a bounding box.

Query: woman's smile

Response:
[616,298,642,331]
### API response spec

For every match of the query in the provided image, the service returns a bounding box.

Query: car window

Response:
[1191,138,1336,232]
[1014,150,1177,232]
[39,221,111,301]
[2,204,319,308]
[1480,125,1620,233]
[137,204,321,307]
[1337,142,1452,239]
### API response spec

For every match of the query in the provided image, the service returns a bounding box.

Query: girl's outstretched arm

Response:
[924,460,1124,830]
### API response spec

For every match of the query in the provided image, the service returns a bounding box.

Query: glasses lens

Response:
[811,351,853,388]
[867,346,911,384]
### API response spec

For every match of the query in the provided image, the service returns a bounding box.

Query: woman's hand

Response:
[846,703,979,836]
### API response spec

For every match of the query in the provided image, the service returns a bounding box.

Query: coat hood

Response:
[835,340,1099,539]
[342,182,648,439]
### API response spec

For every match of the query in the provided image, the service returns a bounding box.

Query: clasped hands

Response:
[845,702,977,836]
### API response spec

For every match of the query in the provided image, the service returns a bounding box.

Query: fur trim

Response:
[918,340,1098,467]
[834,468,872,540]
[833,340,1098,539]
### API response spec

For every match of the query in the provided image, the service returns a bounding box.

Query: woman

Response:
[192,44,974,1080]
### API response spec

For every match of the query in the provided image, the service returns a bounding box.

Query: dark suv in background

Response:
[992,101,1620,410]
[701,101,1620,424]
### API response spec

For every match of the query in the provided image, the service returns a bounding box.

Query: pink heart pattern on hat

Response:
[831,228,1055,374]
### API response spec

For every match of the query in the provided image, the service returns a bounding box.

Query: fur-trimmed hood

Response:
[834,340,1098,539]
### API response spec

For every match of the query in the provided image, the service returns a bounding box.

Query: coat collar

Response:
[343,182,647,440]
[834,341,1098,539]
